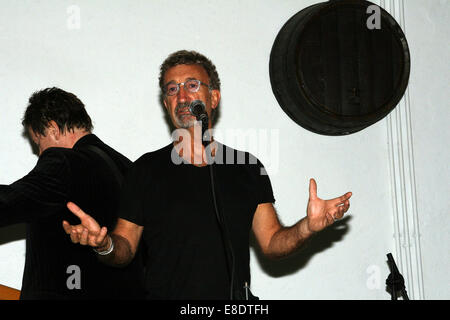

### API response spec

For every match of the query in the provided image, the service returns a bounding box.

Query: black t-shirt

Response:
[118,143,275,299]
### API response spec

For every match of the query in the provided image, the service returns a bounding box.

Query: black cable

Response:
[209,162,236,300]
[192,101,236,300]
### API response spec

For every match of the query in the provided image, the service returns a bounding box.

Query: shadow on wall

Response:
[251,215,353,277]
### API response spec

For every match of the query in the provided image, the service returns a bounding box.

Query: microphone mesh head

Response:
[189,100,207,118]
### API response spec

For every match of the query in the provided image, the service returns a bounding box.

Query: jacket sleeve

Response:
[0,148,70,227]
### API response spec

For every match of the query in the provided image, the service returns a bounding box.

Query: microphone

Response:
[189,100,210,147]
[189,100,208,123]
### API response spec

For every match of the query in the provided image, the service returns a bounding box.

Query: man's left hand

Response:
[306,178,352,233]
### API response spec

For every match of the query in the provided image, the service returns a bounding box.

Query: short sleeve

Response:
[116,159,147,226]
[256,159,276,205]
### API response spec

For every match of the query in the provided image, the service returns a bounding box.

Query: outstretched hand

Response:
[306,178,352,233]
[62,202,109,248]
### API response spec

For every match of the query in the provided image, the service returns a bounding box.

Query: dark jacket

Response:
[0,134,145,299]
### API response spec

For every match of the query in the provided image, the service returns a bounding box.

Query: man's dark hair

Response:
[159,50,221,92]
[22,87,93,135]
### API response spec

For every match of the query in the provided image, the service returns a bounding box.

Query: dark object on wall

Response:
[269,0,410,135]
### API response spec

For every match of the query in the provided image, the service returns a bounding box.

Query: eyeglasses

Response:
[164,79,211,96]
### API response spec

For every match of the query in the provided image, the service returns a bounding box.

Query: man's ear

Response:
[163,97,169,111]
[47,120,61,141]
[211,90,221,110]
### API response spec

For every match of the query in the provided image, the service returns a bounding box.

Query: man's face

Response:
[163,64,220,129]
[28,129,56,156]
[28,122,72,155]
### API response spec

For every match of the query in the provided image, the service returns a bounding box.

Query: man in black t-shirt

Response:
[63,50,352,299]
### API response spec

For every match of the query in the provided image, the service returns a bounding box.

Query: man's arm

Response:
[252,178,352,260]
[0,149,69,227]
[252,203,313,259]
[63,202,143,267]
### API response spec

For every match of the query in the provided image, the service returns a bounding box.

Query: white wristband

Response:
[93,236,114,256]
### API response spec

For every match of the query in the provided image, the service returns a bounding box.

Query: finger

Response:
[95,227,108,246]
[309,178,318,200]
[341,192,352,201]
[326,212,335,225]
[80,228,89,246]
[88,233,99,247]
[62,221,72,234]
[342,200,350,212]
[70,229,81,244]
[67,202,88,221]
[74,225,85,234]
[331,193,352,207]
[334,206,345,220]
[335,199,349,208]
[64,222,85,235]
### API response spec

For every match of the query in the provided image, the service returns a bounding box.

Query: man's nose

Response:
[176,84,188,102]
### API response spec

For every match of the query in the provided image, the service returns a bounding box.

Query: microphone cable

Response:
[209,162,236,300]
[190,100,236,300]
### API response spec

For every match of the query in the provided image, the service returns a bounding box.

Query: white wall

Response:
[0,0,447,299]
[404,0,450,299]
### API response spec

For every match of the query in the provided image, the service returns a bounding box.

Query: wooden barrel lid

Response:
[270,0,410,135]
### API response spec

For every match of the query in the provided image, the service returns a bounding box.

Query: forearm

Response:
[0,184,62,227]
[0,185,23,227]
[266,217,315,259]
[95,233,135,267]
[1,150,70,227]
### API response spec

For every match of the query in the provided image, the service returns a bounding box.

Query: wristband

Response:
[93,236,114,256]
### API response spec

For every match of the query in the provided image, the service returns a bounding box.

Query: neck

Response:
[67,130,91,148]
[173,128,216,166]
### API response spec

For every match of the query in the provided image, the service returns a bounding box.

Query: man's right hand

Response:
[62,202,109,249]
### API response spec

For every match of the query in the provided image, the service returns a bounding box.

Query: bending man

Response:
[0,87,145,299]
